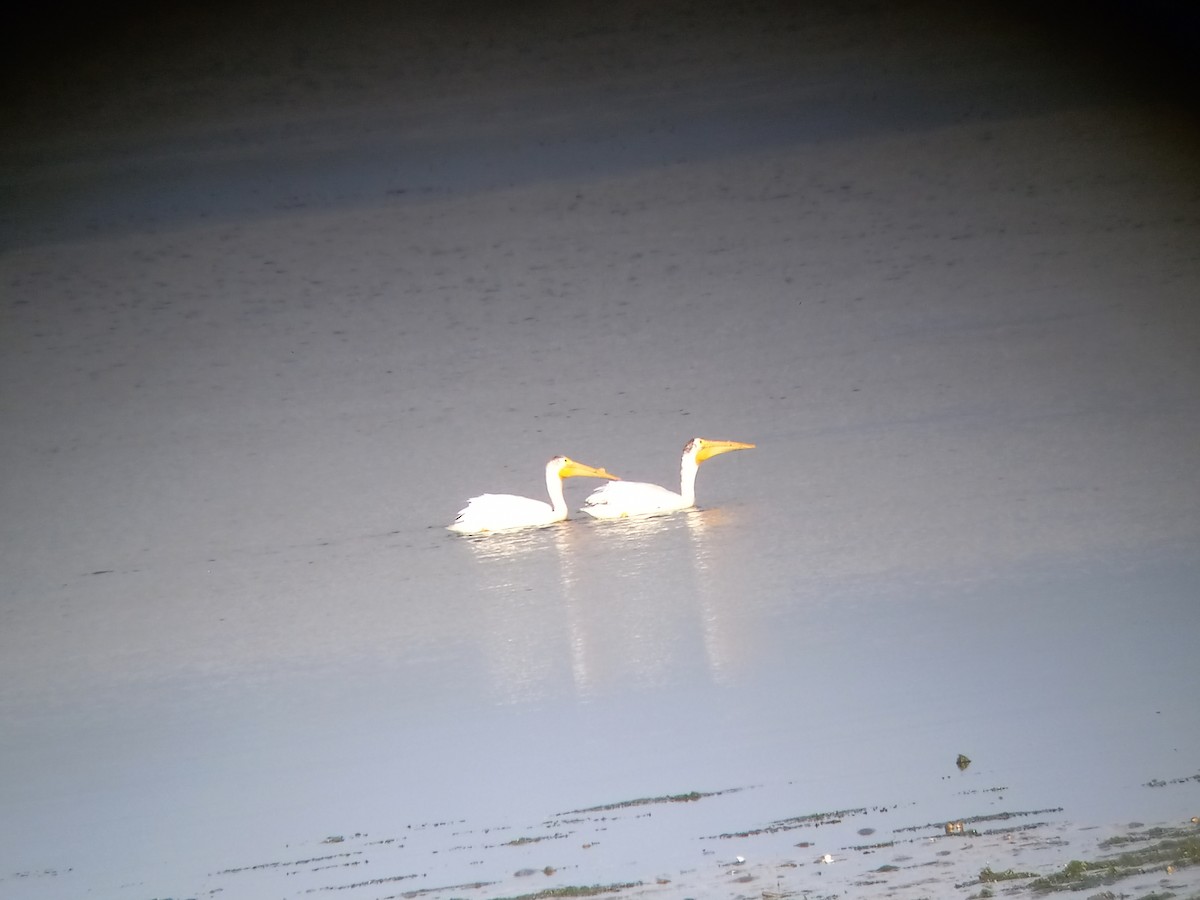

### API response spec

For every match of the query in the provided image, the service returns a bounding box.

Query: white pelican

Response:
[580,437,755,519]
[448,456,619,535]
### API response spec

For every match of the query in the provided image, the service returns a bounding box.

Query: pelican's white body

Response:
[581,479,694,518]
[448,456,617,534]
[581,437,754,519]
[447,492,564,534]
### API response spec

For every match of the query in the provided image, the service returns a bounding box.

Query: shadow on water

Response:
[7,1,1187,248]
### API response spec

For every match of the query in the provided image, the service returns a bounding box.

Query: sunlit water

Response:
[3,3,1200,899]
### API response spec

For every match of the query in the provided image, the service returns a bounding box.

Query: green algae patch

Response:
[978,866,1037,882]
[1100,824,1198,850]
[1028,828,1200,893]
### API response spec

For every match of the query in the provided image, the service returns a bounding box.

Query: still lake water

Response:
[3,3,1200,898]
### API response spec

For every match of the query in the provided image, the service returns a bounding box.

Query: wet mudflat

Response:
[2,1,1199,899]
[13,774,1195,899]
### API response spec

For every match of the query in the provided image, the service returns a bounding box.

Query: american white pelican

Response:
[580,437,755,519]
[448,456,619,535]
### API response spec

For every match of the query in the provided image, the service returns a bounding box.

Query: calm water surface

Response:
[2,3,1199,899]
[2,463,1196,898]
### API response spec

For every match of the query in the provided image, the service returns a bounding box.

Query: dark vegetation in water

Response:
[399,881,495,897]
[708,806,872,839]
[505,833,570,846]
[1145,771,1200,788]
[895,807,1064,834]
[557,788,740,815]
[212,847,361,874]
[492,882,643,900]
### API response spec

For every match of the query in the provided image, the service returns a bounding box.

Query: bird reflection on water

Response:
[456,507,746,703]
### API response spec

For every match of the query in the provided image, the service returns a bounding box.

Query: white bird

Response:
[448,456,619,535]
[580,437,755,519]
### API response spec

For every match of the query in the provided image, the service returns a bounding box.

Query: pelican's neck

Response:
[545,465,568,517]
[679,453,701,508]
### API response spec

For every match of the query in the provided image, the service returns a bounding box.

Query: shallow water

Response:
[2,2,1200,898]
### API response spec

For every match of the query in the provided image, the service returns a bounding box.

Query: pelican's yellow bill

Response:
[559,458,620,480]
[694,439,755,463]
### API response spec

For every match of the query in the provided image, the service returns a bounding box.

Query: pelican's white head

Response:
[684,437,756,463]
[548,456,620,481]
